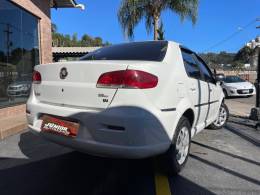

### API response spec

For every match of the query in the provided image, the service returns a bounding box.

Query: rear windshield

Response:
[224,76,245,83]
[80,41,168,62]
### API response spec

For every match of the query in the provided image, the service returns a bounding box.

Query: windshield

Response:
[80,41,168,62]
[224,76,245,83]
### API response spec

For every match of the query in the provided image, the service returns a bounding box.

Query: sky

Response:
[51,0,260,53]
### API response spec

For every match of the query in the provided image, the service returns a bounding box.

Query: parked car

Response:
[7,76,31,99]
[26,41,228,175]
[221,75,256,97]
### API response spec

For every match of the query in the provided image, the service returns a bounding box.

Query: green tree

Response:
[118,0,199,40]
[72,33,78,46]
[234,46,254,63]
[52,23,111,47]
[232,61,244,71]
[81,34,93,46]
[93,37,103,46]
[64,34,71,46]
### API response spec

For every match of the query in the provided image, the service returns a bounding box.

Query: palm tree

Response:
[157,22,165,40]
[51,23,58,33]
[118,0,199,40]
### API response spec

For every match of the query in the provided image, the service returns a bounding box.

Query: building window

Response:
[0,0,39,108]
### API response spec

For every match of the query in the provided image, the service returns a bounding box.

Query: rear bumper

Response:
[27,101,173,159]
[28,126,169,159]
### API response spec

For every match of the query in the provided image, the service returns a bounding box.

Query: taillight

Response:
[97,70,158,89]
[32,71,41,84]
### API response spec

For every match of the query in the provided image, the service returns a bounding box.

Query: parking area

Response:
[0,125,259,195]
[225,95,255,117]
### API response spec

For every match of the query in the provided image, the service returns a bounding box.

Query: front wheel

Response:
[159,116,191,176]
[208,103,229,129]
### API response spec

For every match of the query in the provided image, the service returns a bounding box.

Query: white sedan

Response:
[221,75,256,97]
[27,41,227,175]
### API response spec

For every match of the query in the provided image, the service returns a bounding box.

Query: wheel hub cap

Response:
[213,106,227,127]
[176,127,190,165]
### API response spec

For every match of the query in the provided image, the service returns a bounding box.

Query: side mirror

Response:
[215,73,224,81]
[213,69,217,76]
[215,73,225,85]
[218,81,223,85]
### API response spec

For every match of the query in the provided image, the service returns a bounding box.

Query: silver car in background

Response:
[7,76,31,99]
[221,75,256,97]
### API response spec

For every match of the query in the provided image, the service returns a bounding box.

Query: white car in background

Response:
[221,75,256,97]
[27,41,228,175]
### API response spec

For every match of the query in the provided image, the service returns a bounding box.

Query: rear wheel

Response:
[160,116,191,176]
[209,103,229,129]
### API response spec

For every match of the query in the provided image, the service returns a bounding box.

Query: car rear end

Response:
[27,41,177,158]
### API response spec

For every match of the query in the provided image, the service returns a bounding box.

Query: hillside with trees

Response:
[52,24,110,47]
[199,46,254,70]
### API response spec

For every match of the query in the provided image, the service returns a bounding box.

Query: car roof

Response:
[179,45,195,53]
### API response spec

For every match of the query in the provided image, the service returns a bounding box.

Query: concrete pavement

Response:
[225,96,255,117]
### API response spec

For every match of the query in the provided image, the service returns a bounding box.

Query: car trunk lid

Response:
[34,61,129,109]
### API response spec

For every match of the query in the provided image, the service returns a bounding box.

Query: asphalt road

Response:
[0,126,259,195]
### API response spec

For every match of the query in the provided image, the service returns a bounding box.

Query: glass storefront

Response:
[0,0,39,108]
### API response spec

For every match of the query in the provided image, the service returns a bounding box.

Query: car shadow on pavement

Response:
[0,131,220,195]
[168,175,215,195]
[190,154,260,186]
[192,141,260,166]
[2,142,155,195]
[225,125,260,147]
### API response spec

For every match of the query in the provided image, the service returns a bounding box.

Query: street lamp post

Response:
[256,46,260,108]
[249,37,260,121]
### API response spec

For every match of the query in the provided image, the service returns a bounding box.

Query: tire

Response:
[208,103,229,130]
[159,116,191,176]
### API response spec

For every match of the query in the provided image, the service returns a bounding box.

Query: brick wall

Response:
[11,0,52,64]
[0,104,26,119]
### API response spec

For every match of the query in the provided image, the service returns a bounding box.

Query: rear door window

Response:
[80,41,168,62]
[181,50,201,79]
[194,55,215,84]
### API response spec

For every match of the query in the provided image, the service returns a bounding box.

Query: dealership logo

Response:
[43,122,69,135]
[60,67,68,79]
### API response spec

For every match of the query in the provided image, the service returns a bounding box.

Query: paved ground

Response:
[225,95,255,117]
[0,126,259,195]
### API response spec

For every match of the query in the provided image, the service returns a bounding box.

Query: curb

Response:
[0,123,27,140]
[229,114,249,119]
[229,115,258,129]
[226,124,260,147]
[0,114,27,140]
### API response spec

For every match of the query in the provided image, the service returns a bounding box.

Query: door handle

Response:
[190,88,196,91]
[209,88,212,93]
